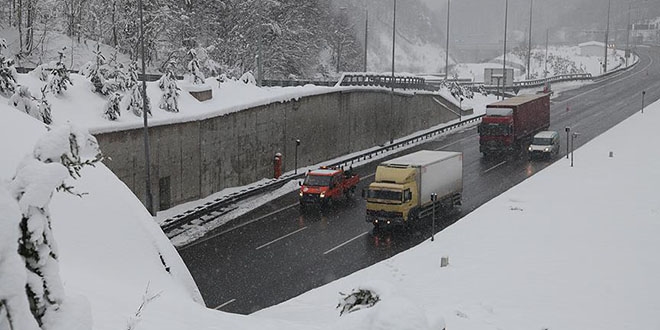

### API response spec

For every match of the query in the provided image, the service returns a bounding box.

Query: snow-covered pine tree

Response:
[37,86,53,125]
[46,48,73,95]
[187,48,205,84]
[105,92,122,120]
[9,86,53,125]
[158,63,180,112]
[9,124,102,327]
[10,86,39,119]
[240,71,256,85]
[0,184,41,330]
[125,84,151,117]
[0,38,18,96]
[82,44,109,94]
[126,61,139,90]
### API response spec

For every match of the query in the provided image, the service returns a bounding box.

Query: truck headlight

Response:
[320,192,326,198]
[544,147,550,152]
[528,146,533,151]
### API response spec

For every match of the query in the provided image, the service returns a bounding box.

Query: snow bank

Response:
[0,105,318,330]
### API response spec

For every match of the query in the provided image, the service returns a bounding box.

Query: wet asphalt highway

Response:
[178,46,660,314]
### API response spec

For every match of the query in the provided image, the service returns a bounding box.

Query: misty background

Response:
[1,0,659,77]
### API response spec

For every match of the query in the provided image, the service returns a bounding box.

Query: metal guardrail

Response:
[161,114,485,235]
[261,79,336,87]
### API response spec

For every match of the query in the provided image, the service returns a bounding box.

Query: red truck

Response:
[299,166,359,208]
[478,93,550,156]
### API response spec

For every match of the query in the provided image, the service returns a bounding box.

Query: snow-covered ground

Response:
[2,86,658,330]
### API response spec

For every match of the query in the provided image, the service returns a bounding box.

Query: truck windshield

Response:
[367,189,402,203]
[532,137,553,145]
[479,124,511,136]
[303,175,331,186]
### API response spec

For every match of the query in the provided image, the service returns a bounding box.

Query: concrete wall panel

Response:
[95,90,463,212]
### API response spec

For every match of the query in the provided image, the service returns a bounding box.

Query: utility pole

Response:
[364,9,369,72]
[604,0,611,73]
[626,2,631,67]
[526,0,533,80]
[390,0,396,144]
[544,29,549,79]
[138,0,154,215]
[445,0,451,80]
[502,0,509,99]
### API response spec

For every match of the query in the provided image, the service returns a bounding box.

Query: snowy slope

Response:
[0,107,322,330]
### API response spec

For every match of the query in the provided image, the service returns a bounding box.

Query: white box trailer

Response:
[366,150,463,226]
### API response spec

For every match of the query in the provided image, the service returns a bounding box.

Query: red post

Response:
[273,153,283,179]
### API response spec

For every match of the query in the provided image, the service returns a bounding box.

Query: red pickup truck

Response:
[299,166,359,208]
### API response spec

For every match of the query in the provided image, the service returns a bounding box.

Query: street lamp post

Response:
[626,2,631,67]
[526,0,533,80]
[138,0,154,215]
[294,139,301,175]
[604,0,611,73]
[364,9,369,72]
[390,0,397,145]
[571,132,580,167]
[502,0,509,100]
[565,126,571,159]
[642,90,646,113]
[445,0,451,80]
[431,193,437,241]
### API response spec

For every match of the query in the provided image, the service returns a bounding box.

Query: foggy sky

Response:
[420,0,660,45]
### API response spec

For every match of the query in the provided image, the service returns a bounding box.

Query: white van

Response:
[528,131,560,159]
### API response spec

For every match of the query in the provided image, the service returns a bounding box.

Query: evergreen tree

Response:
[126,61,140,90]
[9,86,54,125]
[46,48,73,95]
[0,38,18,96]
[36,86,53,125]
[186,49,205,84]
[9,124,102,327]
[125,85,151,117]
[158,63,180,112]
[104,92,122,120]
[81,45,129,95]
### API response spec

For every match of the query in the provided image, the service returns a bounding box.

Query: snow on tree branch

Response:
[9,86,52,125]
[46,48,73,95]
[0,39,18,97]
[126,283,162,330]
[0,184,41,330]
[158,62,180,113]
[6,123,102,328]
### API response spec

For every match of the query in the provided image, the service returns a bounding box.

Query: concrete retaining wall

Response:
[95,89,466,212]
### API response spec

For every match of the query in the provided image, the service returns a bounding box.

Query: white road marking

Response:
[256,227,308,250]
[484,161,507,174]
[323,231,369,255]
[214,298,236,310]
[186,203,300,248]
